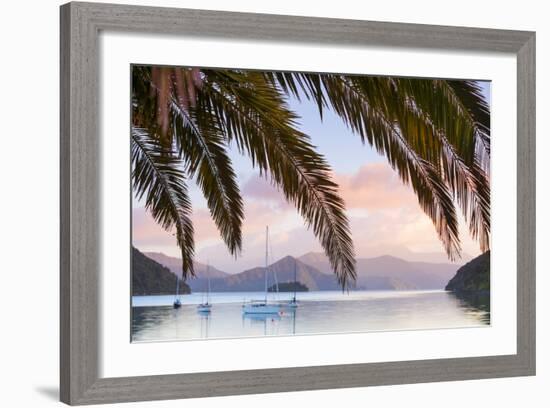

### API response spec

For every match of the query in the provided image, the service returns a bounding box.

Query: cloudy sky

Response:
[132,77,490,273]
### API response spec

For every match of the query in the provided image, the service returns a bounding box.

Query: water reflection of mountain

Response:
[131,306,174,339]
[450,291,490,324]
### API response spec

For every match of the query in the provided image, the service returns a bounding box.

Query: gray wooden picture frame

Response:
[60,1,536,405]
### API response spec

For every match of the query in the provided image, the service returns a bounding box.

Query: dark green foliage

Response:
[132,66,491,288]
[264,73,491,260]
[132,66,356,286]
[132,247,190,295]
[445,251,490,292]
[268,282,309,292]
[131,128,195,276]
[194,69,356,288]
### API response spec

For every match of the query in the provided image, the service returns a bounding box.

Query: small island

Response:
[268,282,309,292]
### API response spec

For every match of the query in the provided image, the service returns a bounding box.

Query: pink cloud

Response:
[133,194,301,261]
[132,207,177,249]
[133,160,482,272]
[132,206,224,255]
[241,175,293,212]
[240,163,418,214]
[242,175,284,202]
[335,162,418,210]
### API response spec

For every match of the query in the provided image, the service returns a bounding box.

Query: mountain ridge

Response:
[138,249,459,291]
[132,247,191,295]
[298,252,457,289]
[144,251,229,279]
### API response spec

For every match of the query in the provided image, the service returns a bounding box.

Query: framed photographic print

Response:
[60,2,535,405]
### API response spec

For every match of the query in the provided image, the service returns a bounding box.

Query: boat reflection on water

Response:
[241,309,297,336]
[198,310,211,339]
[242,313,282,322]
[197,309,212,317]
[132,290,490,342]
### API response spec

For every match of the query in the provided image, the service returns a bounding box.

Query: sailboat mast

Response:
[264,226,268,303]
[294,258,297,301]
[206,262,211,304]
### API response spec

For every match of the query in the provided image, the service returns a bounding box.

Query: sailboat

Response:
[197,262,212,313]
[242,226,283,315]
[288,258,299,308]
[173,275,182,309]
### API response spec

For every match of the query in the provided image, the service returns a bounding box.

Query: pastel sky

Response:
[132,76,490,273]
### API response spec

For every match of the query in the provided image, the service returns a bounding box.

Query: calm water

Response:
[131,290,490,342]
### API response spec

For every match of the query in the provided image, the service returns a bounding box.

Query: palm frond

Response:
[136,68,244,256]
[266,72,462,259]
[169,99,244,256]
[390,78,490,170]
[132,65,492,284]
[381,78,491,252]
[131,127,195,278]
[445,80,491,159]
[201,69,357,288]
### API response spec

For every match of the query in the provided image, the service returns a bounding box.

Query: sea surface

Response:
[131,290,490,342]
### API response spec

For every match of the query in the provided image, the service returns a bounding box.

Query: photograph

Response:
[130,65,491,342]
[0,0,542,406]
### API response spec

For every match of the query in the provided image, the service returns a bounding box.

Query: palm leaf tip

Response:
[270,72,486,259]
[170,103,245,256]
[201,69,357,288]
[132,66,489,284]
[131,127,196,278]
[137,66,245,257]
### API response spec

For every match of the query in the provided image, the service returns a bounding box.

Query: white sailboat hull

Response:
[242,302,282,315]
[197,304,212,313]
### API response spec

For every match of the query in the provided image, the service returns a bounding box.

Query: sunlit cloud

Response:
[133,161,481,272]
[242,175,285,204]
[335,162,418,210]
